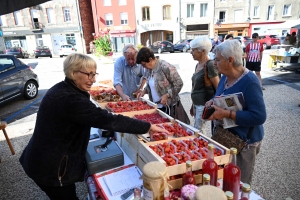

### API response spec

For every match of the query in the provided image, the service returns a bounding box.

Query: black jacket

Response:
[19,78,151,186]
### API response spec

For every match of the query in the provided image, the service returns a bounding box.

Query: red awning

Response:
[110,33,136,38]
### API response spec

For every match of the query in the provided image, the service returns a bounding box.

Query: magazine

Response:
[213,92,245,129]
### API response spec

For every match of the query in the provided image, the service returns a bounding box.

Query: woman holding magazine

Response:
[207,40,266,184]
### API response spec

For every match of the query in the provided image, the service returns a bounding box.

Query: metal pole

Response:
[179,0,181,41]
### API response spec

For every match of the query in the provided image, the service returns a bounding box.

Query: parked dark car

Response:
[34,46,52,58]
[0,54,39,104]
[173,39,193,52]
[149,41,174,54]
[6,47,30,59]
[258,35,280,49]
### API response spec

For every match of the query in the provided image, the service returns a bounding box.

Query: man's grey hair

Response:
[213,40,243,67]
[190,36,212,55]
[123,44,138,56]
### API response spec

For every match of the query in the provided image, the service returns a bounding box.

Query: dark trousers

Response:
[34,181,79,200]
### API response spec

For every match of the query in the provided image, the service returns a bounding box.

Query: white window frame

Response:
[282,4,291,16]
[163,5,171,20]
[63,7,71,22]
[13,11,23,25]
[219,11,226,22]
[142,7,150,21]
[200,3,207,17]
[267,5,274,20]
[103,0,112,6]
[47,8,56,23]
[253,6,260,18]
[187,4,194,18]
[120,12,128,25]
[234,9,243,22]
[0,15,7,26]
[118,0,126,6]
[105,13,113,26]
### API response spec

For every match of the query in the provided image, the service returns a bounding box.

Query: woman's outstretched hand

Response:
[149,124,170,135]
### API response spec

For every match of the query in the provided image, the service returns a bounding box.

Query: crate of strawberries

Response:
[138,135,230,177]
[106,99,157,117]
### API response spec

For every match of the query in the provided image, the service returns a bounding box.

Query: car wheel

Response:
[183,47,187,53]
[158,48,162,54]
[50,55,52,58]
[60,55,63,58]
[170,51,174,53]
[35,56,38,58]
[24,81,38,100]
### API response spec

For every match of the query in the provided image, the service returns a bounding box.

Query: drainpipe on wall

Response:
[179,0,181,41]
[93,0,100,36]
[75,0,86,54]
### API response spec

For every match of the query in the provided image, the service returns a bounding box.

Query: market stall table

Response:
[268,46,300,71]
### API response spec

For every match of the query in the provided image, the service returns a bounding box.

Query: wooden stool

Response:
[0,122,15,155]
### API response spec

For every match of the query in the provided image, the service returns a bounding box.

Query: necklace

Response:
[225,68,248,89]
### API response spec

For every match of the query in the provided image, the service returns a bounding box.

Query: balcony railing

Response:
[29,22,44,30]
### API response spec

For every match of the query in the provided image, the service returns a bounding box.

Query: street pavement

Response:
[0,51,299,199]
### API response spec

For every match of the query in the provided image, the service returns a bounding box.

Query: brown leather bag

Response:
[211,126,254,154]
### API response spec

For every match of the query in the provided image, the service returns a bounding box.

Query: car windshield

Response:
[269,35,278,38]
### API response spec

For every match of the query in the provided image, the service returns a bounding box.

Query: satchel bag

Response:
[170,100,191,125]
[211,125,254,154]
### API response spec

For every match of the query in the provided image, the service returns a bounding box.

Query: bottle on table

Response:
[241,183,251,200]
[133,188,145,200]
[225,191,234,200]
[183,160,196,186]
[203,174,210,185]
[202,143,218,186]
[223,148,241,200]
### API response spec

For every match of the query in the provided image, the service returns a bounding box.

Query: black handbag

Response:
[211,126,254,153]
[172,100,190,125]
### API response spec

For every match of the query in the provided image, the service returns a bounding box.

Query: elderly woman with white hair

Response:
[207,40,266,184]
[190,36,219,135]
[19,53,166,199]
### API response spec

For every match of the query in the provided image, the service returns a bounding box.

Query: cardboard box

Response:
[138,135,230,176]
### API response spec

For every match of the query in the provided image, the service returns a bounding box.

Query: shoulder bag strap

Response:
[246,127,254,141]
[204,60,214,90]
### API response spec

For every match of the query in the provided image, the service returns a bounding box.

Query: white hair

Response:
[190,36,212,55]
[214,40,243,67]
[123,44,138,56]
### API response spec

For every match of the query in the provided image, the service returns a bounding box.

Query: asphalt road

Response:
[0,51,300,199]
[0,50,299,125]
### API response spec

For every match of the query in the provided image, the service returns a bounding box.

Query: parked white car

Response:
[59,44,76,57]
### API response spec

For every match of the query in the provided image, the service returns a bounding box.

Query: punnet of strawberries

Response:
[134,113,170,124]
[107,101,154,113]
[89,86,121,102]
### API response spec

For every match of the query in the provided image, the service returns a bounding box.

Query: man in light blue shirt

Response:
[114,44,147,100]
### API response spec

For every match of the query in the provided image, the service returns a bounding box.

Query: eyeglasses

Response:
[77,71,98,80]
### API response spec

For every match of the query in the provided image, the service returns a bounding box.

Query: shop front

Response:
[137,21,179,47]
[2,26,83,55]
[140,30,173,47]
[185,23,210,39]
[110,30,136,53]
[214,23,250,41]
